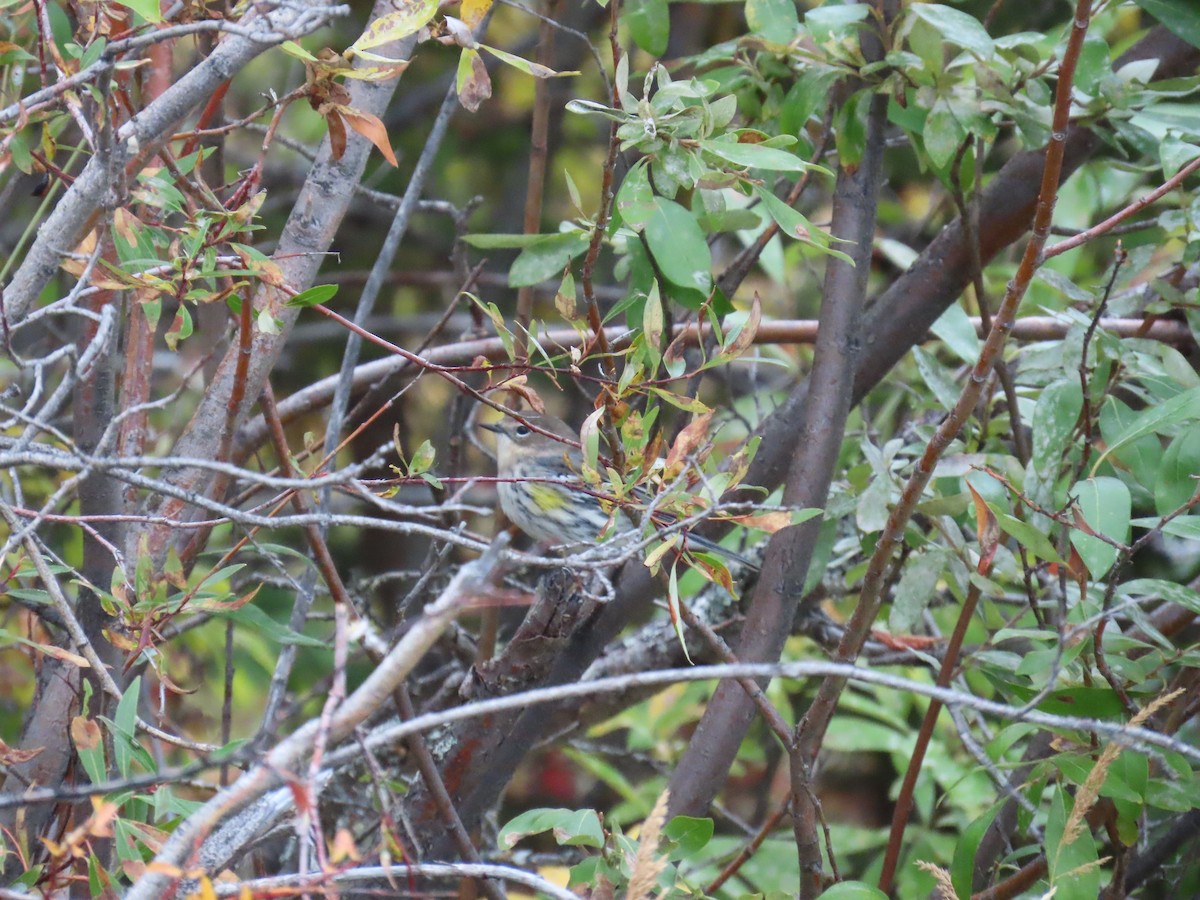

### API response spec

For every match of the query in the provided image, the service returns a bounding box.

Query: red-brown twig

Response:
[1044,154,1200,259]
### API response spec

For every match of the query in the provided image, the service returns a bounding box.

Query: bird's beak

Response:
[480,422,502,434]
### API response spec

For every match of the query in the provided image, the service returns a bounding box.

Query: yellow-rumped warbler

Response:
[482,413,756,567]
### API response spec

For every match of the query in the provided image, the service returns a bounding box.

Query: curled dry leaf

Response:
[724,510,793,533]
[503,380,546,414]
[443,15,476,48]
[0,737,43,766]
[725,292,762,360]
[330,104,399,167]
[665,411,714,476]
[966,481,1000,575]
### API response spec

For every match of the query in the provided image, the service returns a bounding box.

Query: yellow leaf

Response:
[61,229,98,277]
[339,61,411,81]
[37,643,89,667]
[349,0,439,54]
[461,0,492,28]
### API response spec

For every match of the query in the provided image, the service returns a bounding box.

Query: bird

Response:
[481,413,758,569]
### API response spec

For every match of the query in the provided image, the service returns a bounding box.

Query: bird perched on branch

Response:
[482,413,758,569]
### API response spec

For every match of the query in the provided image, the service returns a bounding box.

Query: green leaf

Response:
[1098,398,1163,499]
[745,0,798,45]
[952,804,1004,898]
[120,0,163,23]
[498,808,605,849]
[889,547,950,632]
[564,98,633,123]
[815,883,889,900]
[752,184,853,262]
[805,4,870,45]
[211,603,328,648]
[1119,577,1200,613]
[1161,134,1200,178]
[1154,425,1200,517]
[930,302,979,364]
[994,512,1063,564]
[924,100,965,170]
[463,233,557,249]
[909,4,994,58]
[164,303,193,351]
[1130,514,1200,541]
[648,387,710,413]
[1092,385,1200,476]
[781,68,840,137]
[408,439,437,475]
[508,232,590,287]
[625,0,669,56]
[1135,0,1200,50]
[912,346,960,412]
[642,280,664,378]
[257,309,279,335]
[192,563,247,598]
[663,816,714,857]
[1004,684,1128,720]
[111,676,141,778]
[480,44,575,78]
[1069,476,1131,579]
[465,293,515,359]
[79,37,108,70]
[286,284,338,308]
[699,138,822,173]
[615,159,656,231]
[279,40,319,63]
[1031,380,1083,477]
[1047,782,1101,897]
[73,719,107,786]
[642,198,713,292]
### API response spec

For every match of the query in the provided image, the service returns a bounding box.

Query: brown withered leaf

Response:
[724,510,793,533]
[71,716,102,751]
[0,737,43,766]
[665,411,714,476]
[194,584,262,613]
[725,292,762,360]
[85,798,119,838]
[966,480,1000,576]
[456,48,491,113]
[323,105,347,161]
[503,380,546,414]
[331,104,399,166]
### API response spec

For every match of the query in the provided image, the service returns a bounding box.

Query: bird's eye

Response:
[514,424,531,437]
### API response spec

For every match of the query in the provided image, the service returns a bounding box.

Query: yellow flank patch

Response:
[528,483,569,511]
